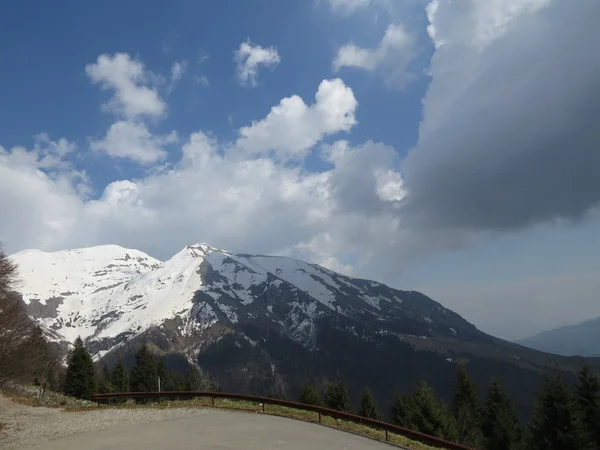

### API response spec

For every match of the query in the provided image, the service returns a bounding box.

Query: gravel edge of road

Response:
[0,393,212,449]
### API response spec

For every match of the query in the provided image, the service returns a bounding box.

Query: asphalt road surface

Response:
[27,409,396,450]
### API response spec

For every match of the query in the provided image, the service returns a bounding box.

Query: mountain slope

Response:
[516,317,600,357]
[11,243,600,420]
[12,243,487,358]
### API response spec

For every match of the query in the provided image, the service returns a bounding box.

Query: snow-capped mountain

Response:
[13,243,592,420]
[12,243,482,360]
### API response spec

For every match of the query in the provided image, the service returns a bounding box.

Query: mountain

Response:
[516,318,600,357]
[11,243,600,420]
[12,243,485,357]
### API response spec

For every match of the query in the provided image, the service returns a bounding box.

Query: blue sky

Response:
[1,0,599,340]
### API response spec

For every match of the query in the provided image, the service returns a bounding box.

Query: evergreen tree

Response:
[155,359,170,391]
[575,364,600,448]
[391,393,416,428]
[528,371,591,450]
[358,387,382,420]
[97,363,113,394]
[184,365,202,391]
[63,337,96,399]
[324,378,352,412]
[298,380,322,406]
[482,378,523,450]
[130,345,157,392]
[452,363,483,447]
[410,380,456,440]
[111,359,129,393]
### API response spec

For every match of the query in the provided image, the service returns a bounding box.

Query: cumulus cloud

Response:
[333,24,418,88]
[86,53,167,119]
[234,40,281,87]
[0,115,413,284]
[236,79,357,160]
[90,121,177,165]
[0,136,86,251]
[400,0,600,234]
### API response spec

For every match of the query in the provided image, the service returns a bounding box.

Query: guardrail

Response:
[92,391,473,450]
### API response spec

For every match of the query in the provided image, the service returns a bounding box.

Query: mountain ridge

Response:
[516,317,600,357]
[12,242,482,360]
[11,242,600,420]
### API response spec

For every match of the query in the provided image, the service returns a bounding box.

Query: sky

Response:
[1,0,599,340]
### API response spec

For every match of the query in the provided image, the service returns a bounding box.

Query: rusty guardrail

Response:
[92,391,473,450]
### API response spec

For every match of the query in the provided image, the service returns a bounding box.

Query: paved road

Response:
[28,409,395,450]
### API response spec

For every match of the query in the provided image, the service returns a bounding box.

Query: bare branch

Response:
[0,244,33,387]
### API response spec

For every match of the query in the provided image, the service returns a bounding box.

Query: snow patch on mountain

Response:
[11,242,476,359]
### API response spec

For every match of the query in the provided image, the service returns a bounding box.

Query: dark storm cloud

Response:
[400,0,600,232]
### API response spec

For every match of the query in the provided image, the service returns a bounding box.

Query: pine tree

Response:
[452,363,483,447]
[324,378,352,412]
[64,337,96,399]
[298,380,322,406]
[482,378,523,450]
[111,359,129,393]
[528,371,591,450]
[97,363,114,394]
[391,393,416,428]
[155,359,170,390]
[410,380,456,440]
[130,345,157,392]
[358,387,382,420]
[184,365,202,391]
[575,364,600,448]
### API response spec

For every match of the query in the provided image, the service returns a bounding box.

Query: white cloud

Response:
[375,170,405,202]
[236,79,357,160]
[234,40,281,87]
[425,0,552,50]
[0,76,398,277]
[333,24,418,88]
[86,53,167,119]
[327,0,371,15]
[0,136,86,250]
[171,61,187,82]
[195,75,210,87]
[167,61,188,94]
[90,121,177,165]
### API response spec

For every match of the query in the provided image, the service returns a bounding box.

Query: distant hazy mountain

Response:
[516,317,600,357]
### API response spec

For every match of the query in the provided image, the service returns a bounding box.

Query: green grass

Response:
[81,396,443,450]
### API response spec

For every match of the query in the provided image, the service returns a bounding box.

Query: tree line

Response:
[299,363,600,450]
[64,339,222,400]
